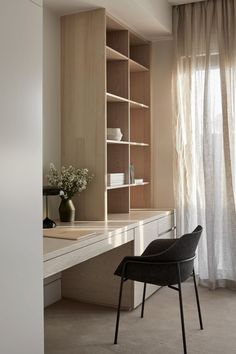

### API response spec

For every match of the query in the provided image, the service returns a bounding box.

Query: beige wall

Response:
[151,39,175,208]
[43,6,61,219]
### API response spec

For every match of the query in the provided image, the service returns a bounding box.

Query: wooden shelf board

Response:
[130,142,149,147]
[107,139,129,145]
[129,59,148,72]
[130,100,149,109]
[106,93,148,109]
[106,46,128,61]
[130,182,150,187]
[107,182,150,190]
[106,92,129,103]
[107,140,149,146]
[107,184,130,190]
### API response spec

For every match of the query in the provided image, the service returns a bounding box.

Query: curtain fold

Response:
[173,0,236,289]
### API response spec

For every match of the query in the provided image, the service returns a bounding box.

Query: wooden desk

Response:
[44,210,176,309]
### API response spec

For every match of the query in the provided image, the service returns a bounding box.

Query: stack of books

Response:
[107,173,125,186]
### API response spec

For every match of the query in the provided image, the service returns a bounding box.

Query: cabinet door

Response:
[134,220,159,308]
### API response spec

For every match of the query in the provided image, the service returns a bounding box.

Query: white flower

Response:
[47,163,94,198]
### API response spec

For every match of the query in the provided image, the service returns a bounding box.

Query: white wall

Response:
[0,1,44,353]
[151,39,175,208]
[43,6,61,219]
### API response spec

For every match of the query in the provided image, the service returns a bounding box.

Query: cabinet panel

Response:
[158,214,175,235]
[134,220,159,308]
[61,9,106,221]
[134,220,158,255]
[62,239,134,310]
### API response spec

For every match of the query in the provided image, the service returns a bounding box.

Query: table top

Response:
[43,209,174,263]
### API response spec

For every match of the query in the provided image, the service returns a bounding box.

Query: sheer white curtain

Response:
[173,0,236,289]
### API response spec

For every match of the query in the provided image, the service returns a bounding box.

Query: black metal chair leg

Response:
[141,283,147,318]
[192,268,203,330]
[114,276,124,344]
[177,264,187,354]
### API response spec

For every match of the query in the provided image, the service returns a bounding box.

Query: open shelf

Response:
[106,46,128,61]
[129,59,148,72]
[107,60,128,99]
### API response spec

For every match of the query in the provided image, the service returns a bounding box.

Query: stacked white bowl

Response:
[107,128,123,141]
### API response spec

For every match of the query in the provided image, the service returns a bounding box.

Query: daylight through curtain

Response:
[173,0,236,289]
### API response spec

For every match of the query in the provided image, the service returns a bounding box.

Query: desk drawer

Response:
[44,229,134,278]
[158,214,175,235]
[158,229,175,239]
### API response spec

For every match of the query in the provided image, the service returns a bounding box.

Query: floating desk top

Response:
[43,209,175,279]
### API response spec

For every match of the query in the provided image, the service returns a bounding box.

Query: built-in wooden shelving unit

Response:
[61,9,151,220]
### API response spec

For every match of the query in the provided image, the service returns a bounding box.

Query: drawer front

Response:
[158,229,175,239]
[158,214,175,235]
[44,229,134,278]
[134,220,159,308]
[134,220,158,255]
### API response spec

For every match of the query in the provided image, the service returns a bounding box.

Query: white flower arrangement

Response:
[47,163,94,200]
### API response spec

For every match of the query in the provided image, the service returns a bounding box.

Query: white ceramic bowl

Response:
[107,128,121,134]
[107,133,123,141]
[107,128,123,141]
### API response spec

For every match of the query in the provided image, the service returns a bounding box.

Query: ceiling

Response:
[44,0,205,41]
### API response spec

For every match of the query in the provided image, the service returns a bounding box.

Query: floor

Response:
[44,283,236,354]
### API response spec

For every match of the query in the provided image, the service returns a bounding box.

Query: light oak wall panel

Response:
[107,60,129,98]
[106,30,129,57]
[151,40,174,208]
[108,187,130,213]
[130,71,150,105]
[107,144,129,180]
[62,241,134,309]
[61,9,106,220]
[130,44,150,68]
[130,108,150,144]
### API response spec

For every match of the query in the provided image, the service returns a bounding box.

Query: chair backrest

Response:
[156,225,203,262]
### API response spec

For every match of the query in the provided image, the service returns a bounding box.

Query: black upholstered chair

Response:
[114,225,203,354]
